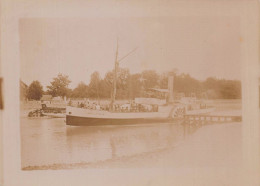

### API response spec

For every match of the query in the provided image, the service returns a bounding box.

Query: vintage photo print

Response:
[1,0,260,186]
[20,16,243,170]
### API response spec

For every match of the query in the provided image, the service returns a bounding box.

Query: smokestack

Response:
[168,75,174,103]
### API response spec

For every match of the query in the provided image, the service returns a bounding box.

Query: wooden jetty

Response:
[182,114,242,138]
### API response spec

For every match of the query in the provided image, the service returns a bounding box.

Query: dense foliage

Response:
[27,81,43,100]
[69,69,241,100]
[46,73,71,98]
[20,69,241,100]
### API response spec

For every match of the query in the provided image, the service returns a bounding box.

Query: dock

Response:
[182,113,242,137]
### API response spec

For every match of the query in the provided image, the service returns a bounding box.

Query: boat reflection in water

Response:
[21,116,184,169]
[66,122,183,161]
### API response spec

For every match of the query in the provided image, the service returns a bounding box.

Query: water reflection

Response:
[66,123,183,159]
[21,117,184,168]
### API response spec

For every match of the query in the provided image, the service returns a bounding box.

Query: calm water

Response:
[21,99,241,169]
[21,116,183,168]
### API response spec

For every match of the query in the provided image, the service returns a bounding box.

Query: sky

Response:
[20,16,241,90]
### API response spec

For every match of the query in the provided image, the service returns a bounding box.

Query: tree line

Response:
[21,69,241,101]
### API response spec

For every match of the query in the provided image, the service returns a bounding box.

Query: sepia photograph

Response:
[1,0,260,186]
[20,17,243,170]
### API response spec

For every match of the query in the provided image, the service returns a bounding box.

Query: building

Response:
[41,95,53,104]
[20,80,28,101]
[147,88,169,99]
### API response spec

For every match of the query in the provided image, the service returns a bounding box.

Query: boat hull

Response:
[43,113,66,118]
[65,106,215,126]
[66,115,173,126]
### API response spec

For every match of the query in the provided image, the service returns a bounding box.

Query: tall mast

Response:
[110,40,119,111]
[110,39,137,111]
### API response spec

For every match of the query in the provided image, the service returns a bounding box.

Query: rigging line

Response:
[117,47,138,63]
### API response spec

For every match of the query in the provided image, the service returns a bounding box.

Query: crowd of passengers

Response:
[69,101,159,112]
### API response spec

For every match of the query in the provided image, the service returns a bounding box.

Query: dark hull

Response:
[66,115,174,126]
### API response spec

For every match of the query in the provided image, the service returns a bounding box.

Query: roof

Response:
[41,95,53,101]
[20,80,28,89]
[149,88,169,93]
[52,96,63,101]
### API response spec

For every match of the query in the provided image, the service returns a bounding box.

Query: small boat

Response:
[28,104,66,118]
[43,112,66,118]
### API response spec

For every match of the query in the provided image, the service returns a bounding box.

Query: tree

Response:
[174,73,202,96]
[158,72,168,89]
[27,81,43,100]
[88,71,101,98]
[141,70,159,89]
[47,73,71,98]
[116,68,130,99]
[201,78,241,99]
[219,80,241,99]
[71,82,89,98]
[102,71,114,98]
[128,73,142,98]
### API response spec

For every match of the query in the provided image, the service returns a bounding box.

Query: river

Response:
[20,99,241,170]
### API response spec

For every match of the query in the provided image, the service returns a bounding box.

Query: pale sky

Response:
[20,16,241,89]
